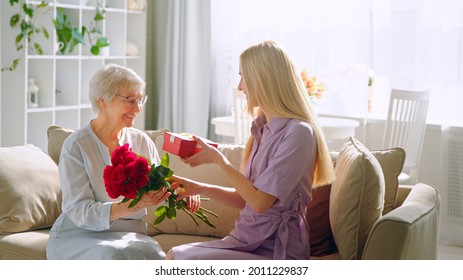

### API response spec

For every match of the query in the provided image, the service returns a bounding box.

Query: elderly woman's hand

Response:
[135,187,171,210]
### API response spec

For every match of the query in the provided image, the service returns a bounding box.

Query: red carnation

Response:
[119,181,137,199]
[111,143,130,166]
[132,157,150,177]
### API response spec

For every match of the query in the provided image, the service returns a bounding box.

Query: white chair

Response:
[232,88,252,144]
[382,89,431,184]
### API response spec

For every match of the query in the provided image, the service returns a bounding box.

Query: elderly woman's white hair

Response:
[88,64,146,114]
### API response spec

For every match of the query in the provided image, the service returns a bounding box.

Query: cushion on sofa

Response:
[371,148,405,214]
[306,151,339,257]
[0,145,62,234]
[47,125,75,164]
[307,183,337,256]
[310,147,404,257]
[329,137,385,260]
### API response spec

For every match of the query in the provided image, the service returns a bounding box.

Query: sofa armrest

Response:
[395,185,412,207]
[362,183,440,260]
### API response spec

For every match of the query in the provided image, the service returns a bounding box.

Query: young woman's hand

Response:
[185,194,201,213]
[169,175,201,199]
[170,175,202,213]
[180,135,226,167]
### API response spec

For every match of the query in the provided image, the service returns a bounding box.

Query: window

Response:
[210,0,463,124]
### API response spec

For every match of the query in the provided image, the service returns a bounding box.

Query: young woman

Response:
[166,40,335,260]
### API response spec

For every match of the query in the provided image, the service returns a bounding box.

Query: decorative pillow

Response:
[306,148,405,257]
[307,151,339,257]
[371,148,405,214]
[145,134,242,237]
[307,184,338,256]
[47,125,75,164]
[329,137,385,260]
[0,145,62,234]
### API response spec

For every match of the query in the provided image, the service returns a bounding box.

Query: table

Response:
[317,117,360,140]
[211,115,360,142]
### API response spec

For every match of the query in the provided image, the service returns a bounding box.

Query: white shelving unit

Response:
[1,0,147,152]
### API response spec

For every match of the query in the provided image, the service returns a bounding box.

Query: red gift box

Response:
[162,132,218,158]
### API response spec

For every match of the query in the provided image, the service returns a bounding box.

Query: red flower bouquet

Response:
[103,144,217,227]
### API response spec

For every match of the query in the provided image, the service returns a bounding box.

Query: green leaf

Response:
[154,205,168,217]
[54,8,65,29]
[33,43,43,55]
[120,197,130,204]
[167,207,176,220]
[155,165,173,179]
[20,20,31,32]
[10,14,20,27]
[1,59,20,72]
[22,3,34,18]
[128,194,141,208]
[94,12,105,21]
[15,33,23,45]
[90,45,100,55]
[153,212,167,226]
[96,37,110,47]
[42,27,49,39]
[81,26,87,38]
[160,153,170,168]
[168,197,176,209]
[71,28,85,44]
[37,1,48,8]
[10,0,19,6]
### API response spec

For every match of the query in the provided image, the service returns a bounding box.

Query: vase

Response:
[28,79,39,108]
[368,86,373,112]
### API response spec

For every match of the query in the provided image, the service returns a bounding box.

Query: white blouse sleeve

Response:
[59,138,112,231]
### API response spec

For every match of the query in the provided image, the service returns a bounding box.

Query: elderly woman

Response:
[46,64,192,259]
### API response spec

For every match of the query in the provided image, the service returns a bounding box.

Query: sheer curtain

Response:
[145,0,211,136]
[209,0,463,134]
[146,0,463,137]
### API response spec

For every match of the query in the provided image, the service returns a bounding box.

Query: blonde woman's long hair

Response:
[240,40,335,187]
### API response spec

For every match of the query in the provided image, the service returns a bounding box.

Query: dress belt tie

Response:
[273,209,308,260]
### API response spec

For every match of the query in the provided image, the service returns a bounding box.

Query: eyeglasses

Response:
[114,94,148,108]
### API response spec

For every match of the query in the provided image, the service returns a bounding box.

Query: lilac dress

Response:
[172,116,316,260]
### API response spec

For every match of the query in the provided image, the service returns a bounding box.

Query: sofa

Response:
[0,125,441,260]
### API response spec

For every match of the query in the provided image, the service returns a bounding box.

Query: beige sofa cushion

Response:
[0,145,62,234]
[372,148,405,214]
[329,148,405,215]
[0,229,49,260]
[47,125,75,164]
[330,137,385,259]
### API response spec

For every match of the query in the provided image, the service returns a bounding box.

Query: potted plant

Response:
[1,0,49,71]
[1,0,110,71]
[54,2,109,55]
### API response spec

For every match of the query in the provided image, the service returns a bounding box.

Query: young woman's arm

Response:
[179,136,277,213]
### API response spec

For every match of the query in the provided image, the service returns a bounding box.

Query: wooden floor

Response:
[439,244,463,260]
